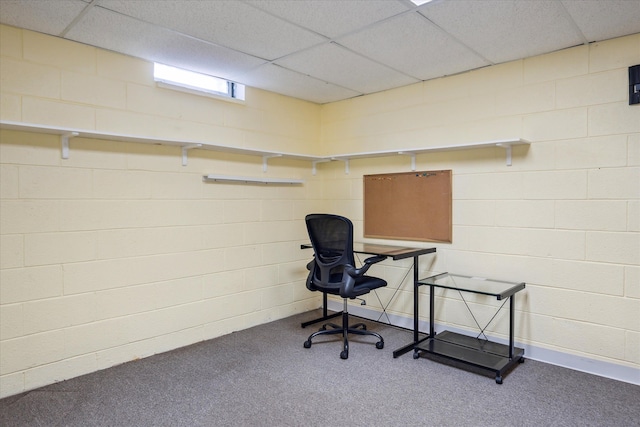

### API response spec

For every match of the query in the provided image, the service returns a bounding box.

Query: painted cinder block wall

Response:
[0,25,323,398]
[0,25,638,397]
[319,33,639,384]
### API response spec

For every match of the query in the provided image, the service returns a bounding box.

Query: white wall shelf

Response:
[0,120,530,174]
[329,138,530,170]
[0,120,317,169]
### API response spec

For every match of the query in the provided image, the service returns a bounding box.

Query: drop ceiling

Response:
[1,0,639,104]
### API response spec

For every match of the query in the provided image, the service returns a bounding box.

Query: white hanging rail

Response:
[203,174,304,185]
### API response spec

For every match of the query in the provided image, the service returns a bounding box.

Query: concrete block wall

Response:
[0,25,321,398]
[1,24,639,397]
[320,34,640,384]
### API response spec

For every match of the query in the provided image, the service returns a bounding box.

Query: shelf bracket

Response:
[262,154,282,172]
[181,143,202,166]
[311,159,330,175]
[398,151,416,171]
[60,132,79,159]
[496,143,513,166]
[332,158,350,174]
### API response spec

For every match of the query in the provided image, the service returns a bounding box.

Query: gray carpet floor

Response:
[1,310,639,427]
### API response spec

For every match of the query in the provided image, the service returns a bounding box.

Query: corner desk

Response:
[300,242,436,358]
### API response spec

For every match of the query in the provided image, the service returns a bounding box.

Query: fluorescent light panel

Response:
[410,0,434,5]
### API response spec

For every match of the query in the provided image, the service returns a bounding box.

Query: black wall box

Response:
[630,64,640,105]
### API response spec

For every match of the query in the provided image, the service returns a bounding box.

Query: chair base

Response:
[303,300,384,359]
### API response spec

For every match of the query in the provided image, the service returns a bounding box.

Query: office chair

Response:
[303,213,387,359]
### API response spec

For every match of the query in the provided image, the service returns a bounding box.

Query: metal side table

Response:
[415,272,525,384]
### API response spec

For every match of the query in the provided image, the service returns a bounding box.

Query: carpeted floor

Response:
[1,310,639,426]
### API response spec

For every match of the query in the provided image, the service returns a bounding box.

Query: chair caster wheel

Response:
[303,340,311,348]
[340,351,348,359]
[376,341,384,349]
[413,351,420,359]
[361,325,367,330]
[495,376,503,384]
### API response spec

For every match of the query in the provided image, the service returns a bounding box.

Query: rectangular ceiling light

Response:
[154,63,244,100]
[410,0,434,5]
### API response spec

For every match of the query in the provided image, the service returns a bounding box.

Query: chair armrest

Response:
[345,255,387,277]
[306,259,315,271]
[364,254,387,265]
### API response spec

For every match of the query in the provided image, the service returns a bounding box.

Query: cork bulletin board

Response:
[364,170,452,243]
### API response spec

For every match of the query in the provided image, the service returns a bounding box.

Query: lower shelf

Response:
[416,330,524,384]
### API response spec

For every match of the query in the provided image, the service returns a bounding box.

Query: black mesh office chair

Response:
[303,213,387,359]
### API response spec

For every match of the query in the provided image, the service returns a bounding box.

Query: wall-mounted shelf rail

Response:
[0,120,317,170]
[330,138,530,169]
[0,120,530,174]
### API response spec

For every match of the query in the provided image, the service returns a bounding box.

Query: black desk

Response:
[300,242,436,357]
[414,273,525,384]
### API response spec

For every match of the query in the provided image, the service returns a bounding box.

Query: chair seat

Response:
[308,275,386,297]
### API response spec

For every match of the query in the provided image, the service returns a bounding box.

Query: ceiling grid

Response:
[0,0,639,104]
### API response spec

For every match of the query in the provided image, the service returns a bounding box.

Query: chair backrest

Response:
[305,213,356,291]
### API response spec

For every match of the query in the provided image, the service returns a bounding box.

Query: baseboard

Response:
[326,300,640,386]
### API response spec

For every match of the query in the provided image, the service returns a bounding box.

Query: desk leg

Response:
[509,294,515,359]
[393,255,430,358]
[430,284,435,337]
[301,293,342,328]
[413,256,419,344]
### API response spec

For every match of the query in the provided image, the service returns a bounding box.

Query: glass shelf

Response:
[419,272,525,300]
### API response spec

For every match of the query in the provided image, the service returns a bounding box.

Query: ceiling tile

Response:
[246,0,411,38]
[420,0,585,64]
[65,7,266,81]
[97,0,326,60]
[2,0,639,104]
[239,64,362,104]
[338,11,490,81]
[0,0,89,35]
[275,42,419,94]
[562,0,640,43]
